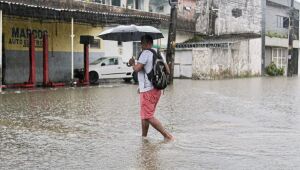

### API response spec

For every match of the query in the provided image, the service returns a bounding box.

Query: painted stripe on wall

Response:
[4,51,104,84]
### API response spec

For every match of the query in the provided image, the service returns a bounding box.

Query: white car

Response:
[74,56,134,84]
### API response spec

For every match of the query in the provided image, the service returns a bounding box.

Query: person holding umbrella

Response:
[128,35,174,141]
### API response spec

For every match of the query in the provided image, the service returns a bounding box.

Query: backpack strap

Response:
[145,49,156,81]
[137,49,157,66]
[147,48,158,67]
[138,49,160,82]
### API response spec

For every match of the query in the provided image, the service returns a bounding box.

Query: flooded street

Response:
[1,77,300,169]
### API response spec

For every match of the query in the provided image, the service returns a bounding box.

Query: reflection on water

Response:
[1,77,300,169]
[137,138,161,170]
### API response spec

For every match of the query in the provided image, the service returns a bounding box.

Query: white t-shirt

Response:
[137,50,154,93]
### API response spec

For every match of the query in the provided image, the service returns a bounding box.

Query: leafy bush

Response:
[277,67,285,76]
[266,62,284,76]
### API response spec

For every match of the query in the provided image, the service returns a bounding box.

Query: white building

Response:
[265,0,300,76]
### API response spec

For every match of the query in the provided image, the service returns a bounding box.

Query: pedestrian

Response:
[128,35,174,141]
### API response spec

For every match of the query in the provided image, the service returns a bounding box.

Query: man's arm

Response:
[165,63,171,75]
[132,63,144,72]
[160,52,171,75]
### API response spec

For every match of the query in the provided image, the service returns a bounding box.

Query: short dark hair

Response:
[141,35,153,45]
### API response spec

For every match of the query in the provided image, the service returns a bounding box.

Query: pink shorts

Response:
[140,89,161,120]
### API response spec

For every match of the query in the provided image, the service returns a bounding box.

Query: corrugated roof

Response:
[0,0,195,32]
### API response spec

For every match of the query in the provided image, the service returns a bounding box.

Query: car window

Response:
[108,58,118,65]
[98,58,119,66]
[101,59,110,66]
[91,57,107,65]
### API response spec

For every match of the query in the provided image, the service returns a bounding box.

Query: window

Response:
[118,41,123,47]
[232,8,242,18]
[90,39,101,49]
[101,59,110,66]
[91,57,107,65]
[112,0,120,6]
[157,6,164,12]
[101,58,119,66]
[93,0,104,4]
[109,58,119,65]
[135,0,139,10]
[277,16,289,28]
[272,48,287,68]
[127,0,134,9]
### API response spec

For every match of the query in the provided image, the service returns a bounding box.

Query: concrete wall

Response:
[265,47,272,67]
[192,38,262,79]
[299,49,300,77]
[266,37,288,47]
[268,0,300,10]
[159,29,194,47]
[4,51,104,84]
[269,0,290,6]
[249,38,263,75]
[150,0,196,20]
[0,63,1,88]
[103,40,133,62]
[196,0,262,35]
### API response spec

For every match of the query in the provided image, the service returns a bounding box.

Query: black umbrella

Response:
[98,25,164,42]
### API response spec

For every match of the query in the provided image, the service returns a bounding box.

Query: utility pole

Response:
[210,7,219,36]
[299,6,300,77]
[261,0,266,75]
[166,0,178,84]
[206,0,210,34]
[0,10,2,91]
[288,0,295,77]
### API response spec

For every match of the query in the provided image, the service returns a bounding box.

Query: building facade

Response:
[0,0,195,85]
[196,0,262,35]
[173,0,262,79]
[174,0,300,79]
[265,0,300,76]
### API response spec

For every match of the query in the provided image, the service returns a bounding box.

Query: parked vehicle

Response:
[74,57,134,84]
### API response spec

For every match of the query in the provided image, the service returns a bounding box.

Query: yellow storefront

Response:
[3,16,104,84]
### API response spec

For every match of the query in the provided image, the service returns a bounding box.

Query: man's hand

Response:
[129,57,135,66]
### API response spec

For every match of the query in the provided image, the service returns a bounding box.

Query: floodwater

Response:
[0,77,300,170]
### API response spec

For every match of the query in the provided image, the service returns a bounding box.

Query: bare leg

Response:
[141,119,150,137]
[148,117,173,140]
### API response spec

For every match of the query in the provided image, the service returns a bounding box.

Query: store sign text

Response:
[9,27,49,48]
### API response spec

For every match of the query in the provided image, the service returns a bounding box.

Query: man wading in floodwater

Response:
[128,35,174,141]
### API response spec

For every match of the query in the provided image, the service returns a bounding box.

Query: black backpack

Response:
[138,49,168,90]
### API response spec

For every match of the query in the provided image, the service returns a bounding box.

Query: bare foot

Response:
[164,135,175,142]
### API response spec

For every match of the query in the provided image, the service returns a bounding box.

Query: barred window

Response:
[272,48,287,68]
[277,16,289,29]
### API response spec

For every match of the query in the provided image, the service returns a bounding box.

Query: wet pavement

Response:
[0,77,300,169]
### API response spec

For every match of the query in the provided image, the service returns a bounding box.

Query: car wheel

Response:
[89,71,99,84]
[132,71,138,83]
[123,78,132,83]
